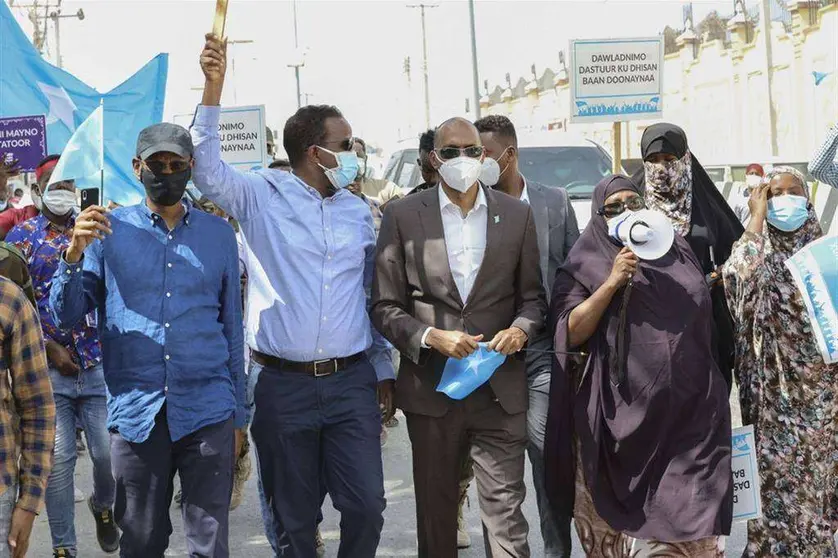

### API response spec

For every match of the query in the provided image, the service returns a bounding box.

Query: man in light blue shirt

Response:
[193,34,394,558]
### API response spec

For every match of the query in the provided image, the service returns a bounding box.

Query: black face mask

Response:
[141,167,191,207]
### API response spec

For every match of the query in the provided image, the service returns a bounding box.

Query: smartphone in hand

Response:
[80,188,100,211]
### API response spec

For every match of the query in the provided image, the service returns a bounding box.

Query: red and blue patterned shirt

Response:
[7,214,102,370]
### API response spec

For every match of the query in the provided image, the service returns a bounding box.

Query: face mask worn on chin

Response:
[42,189,78,216]
[439,156,483,193]
[767,194,809,232]
[142,167,191,206]
[318,148,360,190]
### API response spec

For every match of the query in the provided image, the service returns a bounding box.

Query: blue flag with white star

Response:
[0,1,167,204]
[436,343,508,400]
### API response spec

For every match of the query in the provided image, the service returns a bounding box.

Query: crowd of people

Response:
[0,32,834,558]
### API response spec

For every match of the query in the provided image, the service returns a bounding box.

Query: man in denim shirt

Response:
[50,123,246,558]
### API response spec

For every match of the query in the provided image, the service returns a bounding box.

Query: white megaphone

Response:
[611,209,675,261]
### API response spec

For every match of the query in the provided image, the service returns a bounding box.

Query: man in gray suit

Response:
[475,115,579,558]
[372,117,546,557]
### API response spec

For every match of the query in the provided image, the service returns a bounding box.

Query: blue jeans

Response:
[248,361,279,555]
[251,356,385,558]
[0,482,16,558]
[45,363,114,552]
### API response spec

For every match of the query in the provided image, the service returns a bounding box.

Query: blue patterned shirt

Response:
[7,214,102,370]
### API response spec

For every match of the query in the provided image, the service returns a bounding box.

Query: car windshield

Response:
[518,146,612,199]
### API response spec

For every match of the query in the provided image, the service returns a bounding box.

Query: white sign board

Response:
[216,105,268,170]
[570,37,664,123]
[785,234,838,364]
[731,425,762,522]
[173,105,268,170]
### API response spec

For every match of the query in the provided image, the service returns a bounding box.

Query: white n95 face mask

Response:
[439,157,483,193]
[480,157,500,187]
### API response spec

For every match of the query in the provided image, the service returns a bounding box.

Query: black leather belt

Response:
[252,350,363,377]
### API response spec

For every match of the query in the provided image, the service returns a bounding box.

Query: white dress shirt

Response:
[421,185,489,348]
[439,184,488,301]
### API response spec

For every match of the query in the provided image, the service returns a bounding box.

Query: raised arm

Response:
[566,248,636,348]
[192,34,271,222]
[808,124,838,188]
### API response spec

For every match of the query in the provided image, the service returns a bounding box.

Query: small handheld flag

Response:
[49,104,104,186]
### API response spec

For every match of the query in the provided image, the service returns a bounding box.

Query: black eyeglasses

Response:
[141,159,191,175]
[435,146,484,161]
[597,196,645,218]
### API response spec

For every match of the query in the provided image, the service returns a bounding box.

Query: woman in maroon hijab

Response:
[545,175,732,557]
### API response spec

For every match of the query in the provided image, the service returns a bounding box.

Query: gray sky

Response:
[10,0,735,152]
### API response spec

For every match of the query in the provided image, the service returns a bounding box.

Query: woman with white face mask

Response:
[722,166,838,557]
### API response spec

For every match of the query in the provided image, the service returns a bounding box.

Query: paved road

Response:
[29,406,747,557]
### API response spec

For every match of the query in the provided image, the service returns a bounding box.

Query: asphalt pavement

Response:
[29,402,747,557]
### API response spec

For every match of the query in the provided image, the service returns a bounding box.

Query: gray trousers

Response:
[458,371,572,558]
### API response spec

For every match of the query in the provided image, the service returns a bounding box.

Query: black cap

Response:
[136,123,194,161]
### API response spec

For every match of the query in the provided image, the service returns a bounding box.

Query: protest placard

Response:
[176,105,268,171]
[0,115,47,172]
[785,234,838,364]
[569,37,664,124]
[731,425,762,522]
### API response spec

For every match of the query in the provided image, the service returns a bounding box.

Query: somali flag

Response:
[436,344,508,400]
[785,235,838,364]
[0,1,167,204]
[49,105,104,186]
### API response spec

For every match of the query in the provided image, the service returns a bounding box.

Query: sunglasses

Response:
[597,196,645,218]
[435,146,484,161]
[320,137,356,153]
[141,159,191,175]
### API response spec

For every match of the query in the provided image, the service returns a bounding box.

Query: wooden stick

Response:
[212,0,229,39]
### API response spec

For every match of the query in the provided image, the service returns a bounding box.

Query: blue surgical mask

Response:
[767,194,809,232]
[317,147,360,190]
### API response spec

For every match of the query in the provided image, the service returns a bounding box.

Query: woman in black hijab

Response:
[545,175,732,557]
[632,123,744,389]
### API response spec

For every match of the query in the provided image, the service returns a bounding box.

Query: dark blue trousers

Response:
[110,410,235,558]
[251,356,385,558]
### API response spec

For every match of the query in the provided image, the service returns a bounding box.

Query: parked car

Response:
[382,133,615,230]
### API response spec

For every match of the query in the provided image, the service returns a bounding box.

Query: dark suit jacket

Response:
[523,181,580,377]
[371,185,547,417]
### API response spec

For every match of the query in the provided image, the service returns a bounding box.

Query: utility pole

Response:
[408,3,438,129]
[18,0,84,68]
[468,0,481,119]
[759,0,779,157]
[290,0,303,109]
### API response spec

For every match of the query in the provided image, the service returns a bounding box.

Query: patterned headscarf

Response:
[763,166,809,198]
[643,151,693,236]
[761,166,820,269]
